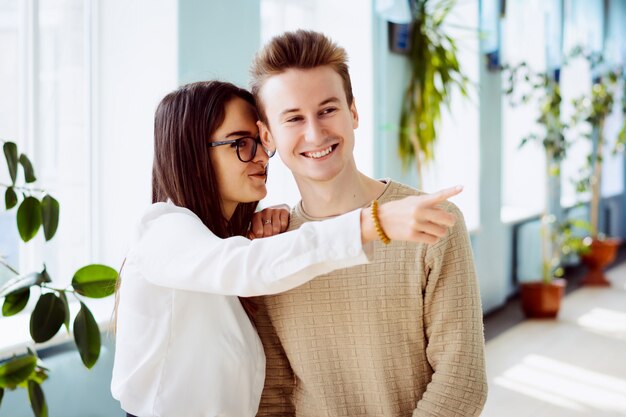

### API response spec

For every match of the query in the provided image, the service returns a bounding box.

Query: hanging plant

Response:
[399,0,470,188]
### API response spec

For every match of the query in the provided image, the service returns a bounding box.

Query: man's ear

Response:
[258,120,275,152]
[350,100,359,130]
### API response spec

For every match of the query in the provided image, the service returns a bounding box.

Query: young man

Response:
[250,30,487,416]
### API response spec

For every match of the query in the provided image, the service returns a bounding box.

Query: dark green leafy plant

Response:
[0,140,118,417]
[399,0,470,188]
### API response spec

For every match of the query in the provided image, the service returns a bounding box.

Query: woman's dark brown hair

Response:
[115,81,260,326]
[152,80,258,236]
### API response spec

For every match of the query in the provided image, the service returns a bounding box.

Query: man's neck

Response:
[296,171,386,218]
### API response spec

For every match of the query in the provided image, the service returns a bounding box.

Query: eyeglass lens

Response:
[237,137,257,162]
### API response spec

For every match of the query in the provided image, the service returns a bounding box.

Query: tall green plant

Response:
[571,62,626,238]
[0,140,118,417]
[503,63,574,283]
[399,0,469,188]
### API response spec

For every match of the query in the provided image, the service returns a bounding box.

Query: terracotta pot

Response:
[519,278,566,319]
[580,237,621,286]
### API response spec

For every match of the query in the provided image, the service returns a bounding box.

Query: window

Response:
[500,0,553,222]
[560,0,603,208]
[419,0,480,230]
[0,0,20,284]
[561,0,624,206]
[0,0,92,287]
[599,0,625,199]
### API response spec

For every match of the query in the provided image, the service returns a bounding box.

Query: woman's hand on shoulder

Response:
[248,204,290,239]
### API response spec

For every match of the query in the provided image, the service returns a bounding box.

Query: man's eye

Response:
[321,107,337,115]
[286,116,302,123]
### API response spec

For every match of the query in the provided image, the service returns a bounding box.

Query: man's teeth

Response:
[304,146,333,159]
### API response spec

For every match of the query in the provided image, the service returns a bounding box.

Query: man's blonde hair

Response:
[250,30,354,123]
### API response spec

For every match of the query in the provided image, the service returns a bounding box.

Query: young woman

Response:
[111,81,461,417]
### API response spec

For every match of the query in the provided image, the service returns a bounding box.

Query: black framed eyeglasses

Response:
[208,136,276,163]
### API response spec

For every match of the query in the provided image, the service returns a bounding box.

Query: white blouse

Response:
[111,201,370,417]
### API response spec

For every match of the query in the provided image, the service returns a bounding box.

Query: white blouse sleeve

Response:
[136,203,369,296]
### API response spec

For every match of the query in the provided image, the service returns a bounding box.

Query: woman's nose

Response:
[252,139,269,164]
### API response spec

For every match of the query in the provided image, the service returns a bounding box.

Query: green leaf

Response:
[40,195,59,241]
[58,291,71,332]
[27,380,48,417]
[17,197,42,242]
[0,271,44,298]
[2,288,30,317]
[5,187,18,210]
[71,264,118,298]
[19,154,36,183]
[3,142,18,185]
[569,219,593,231]
[0,354,37,389]
[30,293,66,343]
[73,302,101,369]
[28,366,49,386]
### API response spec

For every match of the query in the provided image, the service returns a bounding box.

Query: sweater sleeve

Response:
[413,204,488,417]
[137,203,369,297]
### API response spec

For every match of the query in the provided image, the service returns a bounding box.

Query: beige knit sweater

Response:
[253,181,487,416]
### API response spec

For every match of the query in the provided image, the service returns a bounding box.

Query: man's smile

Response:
[302,144,338,159]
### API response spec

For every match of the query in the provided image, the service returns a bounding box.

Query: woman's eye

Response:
[286,116,302,123]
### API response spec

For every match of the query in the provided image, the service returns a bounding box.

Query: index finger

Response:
[424,185,463,205]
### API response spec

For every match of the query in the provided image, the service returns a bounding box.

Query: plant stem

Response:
[590,121,604,239]
[71,291,83,304]
[0,183,47,193]
[542,150,555,284]
[0,258,20,275]
[41,284,74,293]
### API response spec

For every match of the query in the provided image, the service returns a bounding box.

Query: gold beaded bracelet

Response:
[370,199,391,244]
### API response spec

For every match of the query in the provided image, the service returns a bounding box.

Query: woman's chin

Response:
[241,187,267,203]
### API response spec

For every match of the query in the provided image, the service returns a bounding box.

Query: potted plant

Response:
[519,218,591,318]
[0,140,118,417]
[570,56,625,286]
[398,0,470,188]
[503,63,581,318]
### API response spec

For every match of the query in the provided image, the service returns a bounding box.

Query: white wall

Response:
[94,0,178,267]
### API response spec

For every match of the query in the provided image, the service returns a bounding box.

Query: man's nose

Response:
[304,119,326,146]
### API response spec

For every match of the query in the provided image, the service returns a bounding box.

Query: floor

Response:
[481,252,626,417]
